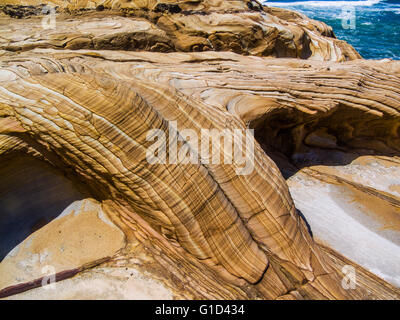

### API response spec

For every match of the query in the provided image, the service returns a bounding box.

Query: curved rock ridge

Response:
[0,49,399,299]
[0,66,337,299]
[8,50,395,157]
[0,0,399,300]
[0,0,360,61]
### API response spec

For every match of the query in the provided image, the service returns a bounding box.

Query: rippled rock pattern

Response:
[0,0,359,60]
[0,0,399,299]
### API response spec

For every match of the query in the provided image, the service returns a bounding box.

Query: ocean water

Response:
[262,0,400,59]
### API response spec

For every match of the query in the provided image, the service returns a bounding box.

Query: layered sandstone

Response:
[0,0,359,60]
[0,0,399,300]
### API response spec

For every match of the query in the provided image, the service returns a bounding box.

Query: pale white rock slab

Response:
[288,161,400,288]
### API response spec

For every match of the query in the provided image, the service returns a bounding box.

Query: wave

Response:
[262,0,384,7]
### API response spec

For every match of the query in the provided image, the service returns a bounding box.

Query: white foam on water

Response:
[263,0,383,7]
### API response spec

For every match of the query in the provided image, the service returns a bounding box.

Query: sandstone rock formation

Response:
[0,0,399,300]
[0,0,359,60]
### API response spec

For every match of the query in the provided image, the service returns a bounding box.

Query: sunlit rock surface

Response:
[5,267,175,300]
[287,156,400,288]
[0,0,359,60]
[0,198,125,293]
[0,0,399,300]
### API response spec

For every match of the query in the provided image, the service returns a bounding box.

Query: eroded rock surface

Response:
[0,0,399,300]
[0,0,359,60]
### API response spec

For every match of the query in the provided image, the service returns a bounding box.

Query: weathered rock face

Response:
[0,0,399,300]
[0,0,359,60]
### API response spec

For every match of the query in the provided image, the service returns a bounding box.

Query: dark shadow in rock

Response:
[0,154,91,261]
[296,209,313,238]
[251,103,400,179]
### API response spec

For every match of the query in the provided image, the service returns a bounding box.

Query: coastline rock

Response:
[0,0,360,60]
[0,198,125,294]
[0,49,399,299]
[0,0,399,300]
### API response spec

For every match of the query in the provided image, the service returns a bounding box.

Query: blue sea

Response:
[262,0,400,59]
